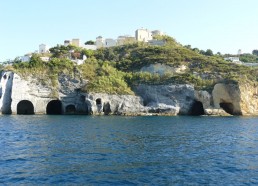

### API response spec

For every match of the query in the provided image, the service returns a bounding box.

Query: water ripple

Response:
[1,115,258,185]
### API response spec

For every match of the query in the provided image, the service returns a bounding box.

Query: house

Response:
[117,35,136,45]
[104,38,117,47]
[224,57,242,64]
[95,36,117,48]
[71,39,80,47]
[135,28,153,42]
[64,40,71,46]
[96,36,105,48]
[40,57,50,62]
[39,44,49,53]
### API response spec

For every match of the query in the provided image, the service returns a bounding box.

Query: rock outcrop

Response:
[84,93,146,115]
[1,71,258,116]
[135,84,195,115]
[212,83,242,115]
[140,63,187,75]
[0,71,13,114]
[212,83,258,115]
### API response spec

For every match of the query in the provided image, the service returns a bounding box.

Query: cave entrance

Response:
[190,100,205,116]
[65,104,76,114]
[220,102,234,115]
[46,100,62,115]
[103,102,111,115]
[96,98,102,105]
[17,100,34,115]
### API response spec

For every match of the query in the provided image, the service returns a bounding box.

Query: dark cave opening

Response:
[220,102,234,115]
[190,101,205,116]
[17,100,34,115]
[46,100,62,115]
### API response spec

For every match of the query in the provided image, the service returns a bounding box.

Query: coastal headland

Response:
[1,35,258,116]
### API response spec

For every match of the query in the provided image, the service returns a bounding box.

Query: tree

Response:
[85,40,95,45]
[184,45,191,49]
[199,50,206,55]
[192,48,200,53]
[81,49,94,58]
[205,49,213,56]
[29,54,43,67]
[252,50,258,56]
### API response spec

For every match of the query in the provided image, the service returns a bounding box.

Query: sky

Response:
[1,0,258,61]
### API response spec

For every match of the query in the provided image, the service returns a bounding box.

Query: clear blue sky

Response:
[1,0,258,61]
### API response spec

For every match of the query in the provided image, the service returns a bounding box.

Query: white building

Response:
[135,28,153,42]
[224,57,241,64]
[64,40,71,46]
[39,44,49,53]
[96,36,105,48]
[117,35,136,45]
[104,38,117,47]
[21,55,31,62]
[95,36,118,48]
[40,57,50,62]
[71,39,80,47]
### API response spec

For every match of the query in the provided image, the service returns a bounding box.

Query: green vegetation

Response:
[240,53,258,63]
[3,36,258,94]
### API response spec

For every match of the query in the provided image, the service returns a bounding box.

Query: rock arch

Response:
[17,100,34,115]
[65,104,76,114]
[46,100,62,115]
[190,100,205,116]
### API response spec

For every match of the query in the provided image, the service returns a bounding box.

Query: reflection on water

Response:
[1,115,258,185]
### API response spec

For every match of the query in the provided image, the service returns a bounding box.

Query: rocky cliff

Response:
[1,71,258,116]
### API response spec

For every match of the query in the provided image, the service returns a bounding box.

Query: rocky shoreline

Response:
[0,71,258,116]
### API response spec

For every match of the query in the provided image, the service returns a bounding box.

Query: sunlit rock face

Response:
[212,83,242,115]
[2,70,258,116]
[84,93,146,115]
[0,72,14,114]
[212,83,258,115]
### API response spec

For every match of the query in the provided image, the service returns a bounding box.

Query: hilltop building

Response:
[96,36,105,48]
[135,28,153,42]
[105,38,117,47]
[238,49,242,55]
[39,44,49,53]
[64,40,71,46]
[63,39,80,47]
[117,35,136,45]
[71,39,80,47]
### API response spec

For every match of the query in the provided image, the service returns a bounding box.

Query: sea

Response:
[1,115,258,185]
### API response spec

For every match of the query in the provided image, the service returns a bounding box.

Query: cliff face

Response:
[212,83,258,115]
[239,83,258,115]
[85,93,146,115]
[1,71,258,116]
[135,84,195,115]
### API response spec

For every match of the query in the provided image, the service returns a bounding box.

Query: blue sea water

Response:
[1,115,258,185]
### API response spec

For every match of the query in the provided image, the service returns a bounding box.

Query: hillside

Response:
[3,36,258,94]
